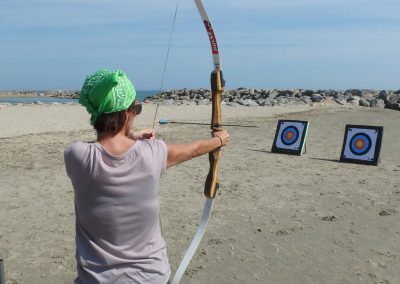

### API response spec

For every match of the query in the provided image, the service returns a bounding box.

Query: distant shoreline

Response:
[1,88,399,111]
[0,90,159,101]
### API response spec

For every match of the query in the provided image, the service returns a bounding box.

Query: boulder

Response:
[378,90,389,102]
[241,99,259,107]
[321,89,337,97]
[345,89,363,97]
[278,90,294,97]
[310,94,324,102]
[359,98,370,107]
[226,102,240,107]
[387,93,400,104]
[302,90,315,96]
[268,89,280,99]
[370,99,385,108]
[275,97,289,104]
[387,102,400,111]
[348,96,360,106]
[299,95,312,104]
[256,99,267,106]
[161,99,175,106]
[334,99,346,105]
[362,91,378,100]
[197,99,211,105]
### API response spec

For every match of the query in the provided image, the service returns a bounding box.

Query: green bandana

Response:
[79,68,136,125]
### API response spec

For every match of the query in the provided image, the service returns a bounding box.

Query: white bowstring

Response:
[152,0,181,129]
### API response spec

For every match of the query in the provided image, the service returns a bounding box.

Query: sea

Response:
[0,90,159,104]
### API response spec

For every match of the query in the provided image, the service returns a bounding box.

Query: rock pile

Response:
[1,88,399,111]
[0,90,79,98]
[144,88,400,111]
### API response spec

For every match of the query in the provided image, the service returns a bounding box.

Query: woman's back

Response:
[64,140,170,283]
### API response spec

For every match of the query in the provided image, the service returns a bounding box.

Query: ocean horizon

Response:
[0,90,160,104]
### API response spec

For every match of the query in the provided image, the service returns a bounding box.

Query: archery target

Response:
[340,125,383,166]
[272,120,309,155]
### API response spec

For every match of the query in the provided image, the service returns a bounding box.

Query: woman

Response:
[64,69,229,283]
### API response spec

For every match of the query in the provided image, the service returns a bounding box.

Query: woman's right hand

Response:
[213,129,230,147]
[130,129,155,140]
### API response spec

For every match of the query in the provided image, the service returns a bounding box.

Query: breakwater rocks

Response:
[144,88,400,111]
[1,89,399,111]
[0,90,79,98]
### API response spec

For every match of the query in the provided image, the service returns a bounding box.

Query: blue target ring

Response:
[349,133,372,156]
[280,126,299,146]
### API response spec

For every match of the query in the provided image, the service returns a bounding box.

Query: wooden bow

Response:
[170,1,225,283]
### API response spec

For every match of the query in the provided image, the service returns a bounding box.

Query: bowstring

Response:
[152,0,181,129]
[156,0,180,237]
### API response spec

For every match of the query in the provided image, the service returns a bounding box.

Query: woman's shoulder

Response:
[135,139,167,160]
[64,141,94,158]
[137,139,167,150]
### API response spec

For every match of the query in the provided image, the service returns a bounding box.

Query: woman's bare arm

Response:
[166,130,229,168]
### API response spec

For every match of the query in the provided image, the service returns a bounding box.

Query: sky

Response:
[0,0,399,91]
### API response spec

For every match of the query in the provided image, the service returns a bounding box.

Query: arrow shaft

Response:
[159,120,258,128]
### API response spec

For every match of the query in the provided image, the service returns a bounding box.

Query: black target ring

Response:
[349,132,372,156]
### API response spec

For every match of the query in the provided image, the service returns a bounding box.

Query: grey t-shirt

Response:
[64,139,170,284]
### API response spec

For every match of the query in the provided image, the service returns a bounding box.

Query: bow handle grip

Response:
[204,70,224,199]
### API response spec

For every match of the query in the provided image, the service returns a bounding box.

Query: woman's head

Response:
[93,100,142,135]
[79,68,138,135]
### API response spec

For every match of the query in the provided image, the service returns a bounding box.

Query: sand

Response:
[0,102,399,284]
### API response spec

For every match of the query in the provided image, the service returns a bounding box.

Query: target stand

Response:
[340,125,383,166]
[271,120,309,156]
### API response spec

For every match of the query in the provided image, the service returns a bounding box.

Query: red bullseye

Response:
[355,139,365,149]
[286,131,294,140]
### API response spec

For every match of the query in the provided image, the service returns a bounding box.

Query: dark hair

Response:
[94,101,135,135]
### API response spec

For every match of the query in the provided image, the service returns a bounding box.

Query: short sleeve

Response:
[64,142,90,179]
[64,144,73,178]
[157,140,167,176]
[139,139,168,177]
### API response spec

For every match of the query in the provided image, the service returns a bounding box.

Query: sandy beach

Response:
[0,102,399,284]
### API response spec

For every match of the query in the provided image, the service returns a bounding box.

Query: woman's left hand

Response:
[130,129,156,140]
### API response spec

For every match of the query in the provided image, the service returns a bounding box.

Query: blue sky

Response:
[0,0,399,90]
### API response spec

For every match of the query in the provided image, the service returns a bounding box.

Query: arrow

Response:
[155,119,259,128]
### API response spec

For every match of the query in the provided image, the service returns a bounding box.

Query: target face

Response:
[281,126,299,146]
[349,133,372,156]
[340,125,383,166]
[272,120,309,155]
